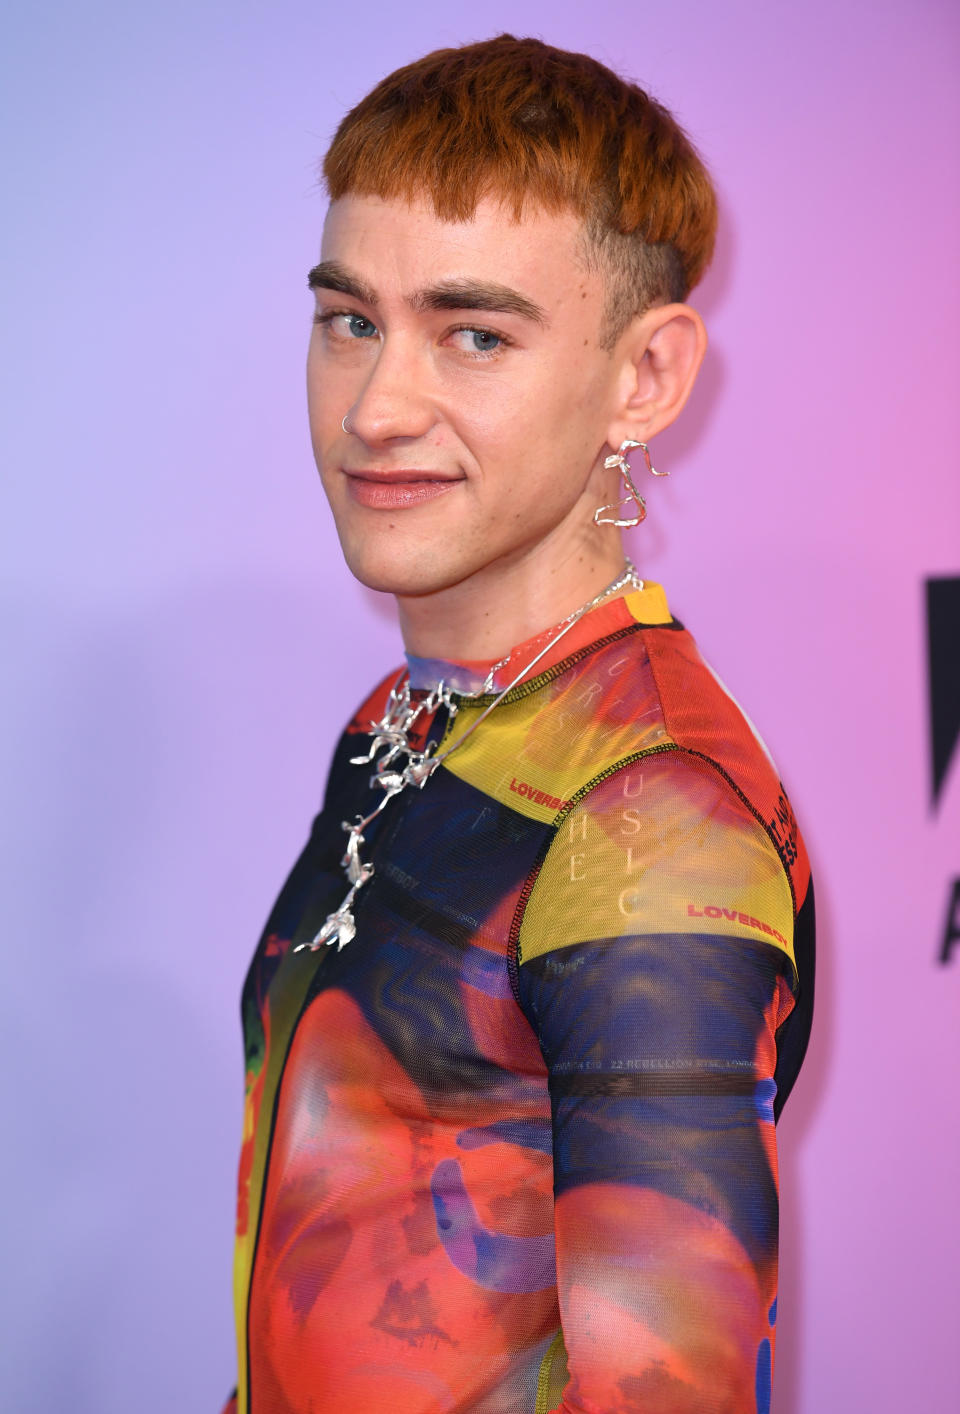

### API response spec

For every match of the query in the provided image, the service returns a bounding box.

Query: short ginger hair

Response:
[322,34,718,348]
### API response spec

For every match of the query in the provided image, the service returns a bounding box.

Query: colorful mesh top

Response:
[224,581,815,1414]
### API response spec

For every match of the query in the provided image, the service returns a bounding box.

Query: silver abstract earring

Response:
[593,440,667,528]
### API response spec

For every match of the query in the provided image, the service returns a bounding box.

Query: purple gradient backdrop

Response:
[2,2,957,1410]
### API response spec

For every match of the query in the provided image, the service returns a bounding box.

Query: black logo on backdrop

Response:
[927,577,960,806]
[927,577,960,963]
[941,881,960,966]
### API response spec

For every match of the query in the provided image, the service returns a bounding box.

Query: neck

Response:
[395,527,627,663]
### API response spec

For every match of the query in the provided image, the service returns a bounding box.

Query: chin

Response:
[340,540,468,598]
[326,492,479,598]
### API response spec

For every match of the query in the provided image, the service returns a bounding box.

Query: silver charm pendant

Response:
[295,893,358,952]
[294,694,445,953]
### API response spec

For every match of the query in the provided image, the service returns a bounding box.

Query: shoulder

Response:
[632,616,810,914]
[529,603,810,914]
[510,608,811,973]
[518,748,800,977]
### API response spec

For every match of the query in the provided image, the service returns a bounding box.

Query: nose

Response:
[345,336,436,445]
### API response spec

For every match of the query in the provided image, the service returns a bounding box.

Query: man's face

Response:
[307,193,626,598]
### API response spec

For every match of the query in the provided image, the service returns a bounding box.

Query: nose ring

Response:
[341,414,351,435]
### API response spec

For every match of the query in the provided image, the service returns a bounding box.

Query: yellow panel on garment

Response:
[620,582,673,626]
[518,751,797,971]
[439,650,671,826]
[437,582,675,826]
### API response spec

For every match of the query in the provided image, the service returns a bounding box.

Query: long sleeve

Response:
[515,751,799,1414]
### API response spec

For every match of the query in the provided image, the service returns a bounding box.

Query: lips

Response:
[343,468,464,510]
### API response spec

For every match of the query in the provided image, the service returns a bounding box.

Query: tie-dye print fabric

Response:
[225,583,814,1414]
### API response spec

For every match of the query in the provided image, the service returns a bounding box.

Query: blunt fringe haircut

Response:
[322,35,718,346]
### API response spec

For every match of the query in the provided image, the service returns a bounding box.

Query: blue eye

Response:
[469,329,500,352]
[450,327,503,354]
[345,314,377,339]
[313,310,381,342]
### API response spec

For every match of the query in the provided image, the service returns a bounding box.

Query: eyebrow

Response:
[307,262,548,326]
[413,279,548,326]
[307,260,377,305]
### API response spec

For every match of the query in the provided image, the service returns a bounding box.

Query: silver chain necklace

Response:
[295,559,642,953]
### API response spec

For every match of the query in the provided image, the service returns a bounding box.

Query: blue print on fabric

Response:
[430,1158,556,1293]
[458,1119,553,1154]
[754,1077,777,1123]
[755,1337,772,1414]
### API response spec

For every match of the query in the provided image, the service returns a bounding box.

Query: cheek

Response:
[439,368,572,462]
[454,347,609,449]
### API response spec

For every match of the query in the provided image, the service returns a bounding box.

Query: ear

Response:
[605,303,708,450]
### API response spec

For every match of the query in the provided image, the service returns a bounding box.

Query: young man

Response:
[224,35,814,1414]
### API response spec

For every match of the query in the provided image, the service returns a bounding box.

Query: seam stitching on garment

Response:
[680,748,800,922]
[511,743,799,987]
[449,619,673,710]
[641,634,801,921]
[508,742,677,987]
